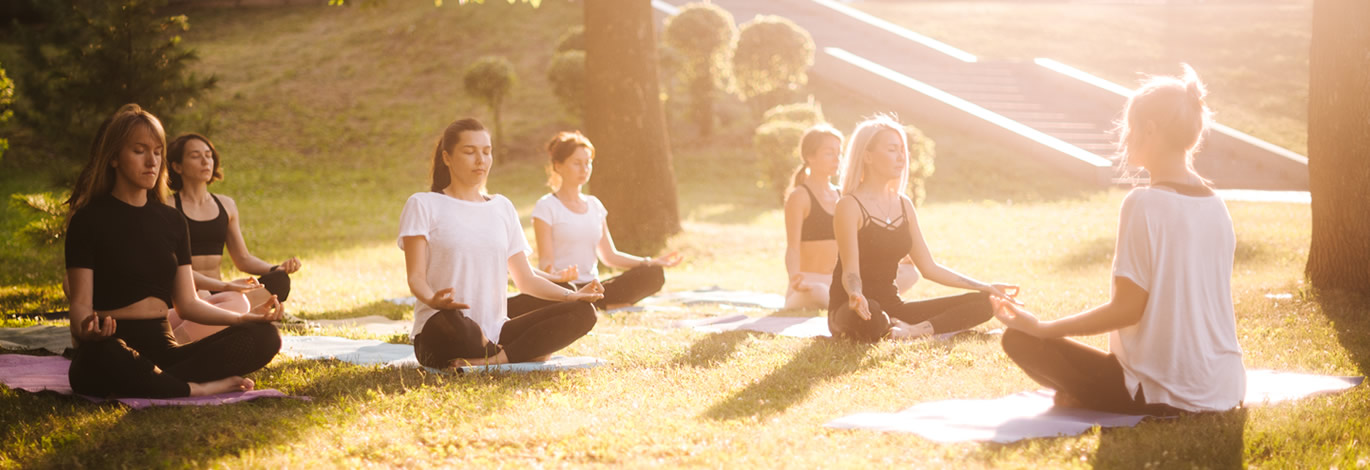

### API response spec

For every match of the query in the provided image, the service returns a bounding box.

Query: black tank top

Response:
[799,185,835,242]
[828,195,911,309]
[174,193,229,256]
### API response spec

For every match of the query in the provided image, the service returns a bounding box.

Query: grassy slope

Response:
[852,0,1312,156]
[0,1,1366,468]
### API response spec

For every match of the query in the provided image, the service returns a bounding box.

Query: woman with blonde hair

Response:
[64,104,284,398]
[783,124,919,310]
[829,114,1016,342]
[992,65,1244,414]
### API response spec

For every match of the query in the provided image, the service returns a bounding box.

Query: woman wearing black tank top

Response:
[783,125,919,310]
[64,104,283,398]
[829,115,1018,342]
[164,133,302,342]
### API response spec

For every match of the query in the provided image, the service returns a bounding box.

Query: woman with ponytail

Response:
[993,65,1245,414]
[399,119,604,368]
[64,104,283,398]
[506,131,682,317]
[782,124,919,310]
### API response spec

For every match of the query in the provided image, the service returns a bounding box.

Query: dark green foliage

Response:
[9,192,67,245]
[663,3,736,138]
[463,56,517,151]
[546,50,585,121]
[0,62,13,163]
[12,0,217,163]
[732,15,814,117]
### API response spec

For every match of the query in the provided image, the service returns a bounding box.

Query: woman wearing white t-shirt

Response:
[399,119,604,368]
[991,65,1245,415]
[507,131,682,316]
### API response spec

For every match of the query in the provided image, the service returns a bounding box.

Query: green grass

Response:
[1,1,1366,468]
[852,0,1312,155]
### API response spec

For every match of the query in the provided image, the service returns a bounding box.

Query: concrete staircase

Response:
[653,0,1308,190]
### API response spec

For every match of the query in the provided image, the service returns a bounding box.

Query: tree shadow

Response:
[9,356,561,468]
[703,338,877,421]
[1091,408,1248,469]
[670,331,755,369]
[1315,291,1370,376]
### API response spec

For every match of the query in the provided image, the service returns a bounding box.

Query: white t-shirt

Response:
[1109,187,1246,412]
[530,194,608,285]
[397,192,530,343]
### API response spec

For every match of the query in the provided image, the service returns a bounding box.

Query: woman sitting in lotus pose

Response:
[400,119,603,368]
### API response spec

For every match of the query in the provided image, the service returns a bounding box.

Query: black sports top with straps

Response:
[828,195,912,308]
[799,185,836,242]
[174,193,229,256]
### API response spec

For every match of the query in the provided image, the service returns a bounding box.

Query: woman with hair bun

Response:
[993,65,1245,415]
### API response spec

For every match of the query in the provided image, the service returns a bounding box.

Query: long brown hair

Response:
[545,130,595,191]
[429,118,488,193]
[66,103,169,217]
[167,133,224,191]
[787,124,843,194]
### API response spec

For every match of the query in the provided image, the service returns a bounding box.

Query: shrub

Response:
[905,124,937,206]
[546,50,586,122]
[555,25,584,52]
[732,16,814,117]
[463,56,517,151]
[762,100,824,127]
[12,0,217,163]
[10,192,69,245]
[754,120,808,200]
[663,3,736,138]
[0,62,12,163]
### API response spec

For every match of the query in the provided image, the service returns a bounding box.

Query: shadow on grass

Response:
[6,354,562,468]
[1092,408,1248,469]
[1315,291,1370,376]
[670,331,754,369]
[703,338,876,421]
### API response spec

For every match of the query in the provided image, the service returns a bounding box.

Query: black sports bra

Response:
[799,185,836,242]
[175,193,229,256]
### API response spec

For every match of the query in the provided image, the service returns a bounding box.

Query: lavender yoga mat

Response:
[825,370,1364,443]
[0,354,300,409]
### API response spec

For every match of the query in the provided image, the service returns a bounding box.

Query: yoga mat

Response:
[0,354,300,409]
[825,370,1364,443]
[279,335,606,373]
[307,315,411,336]
[642,287,786,310]
[0,325,72,354]
[674,314,1000,341]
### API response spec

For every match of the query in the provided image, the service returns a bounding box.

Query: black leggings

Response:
[68,318,281,398]
[828,291,993,342]
[412,301,597,368]
[506,265,665,317]
[1001,329,1184,415]
[209,269,291,302]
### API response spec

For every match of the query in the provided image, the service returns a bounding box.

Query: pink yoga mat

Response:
[0,354,303,409]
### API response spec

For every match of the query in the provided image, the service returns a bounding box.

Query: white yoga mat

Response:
[0,325,71,354]
[673,314,997,341]
[278,335,606,373]
[642,287,786,310]
[307,315,411,336]
[825,370,1364,443]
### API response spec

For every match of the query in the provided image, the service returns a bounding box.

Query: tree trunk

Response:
[584,0,681,253]
[1306,0,1370,295]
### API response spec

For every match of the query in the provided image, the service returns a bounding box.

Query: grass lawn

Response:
[851,0,1312,156]
[1,1,1366,468]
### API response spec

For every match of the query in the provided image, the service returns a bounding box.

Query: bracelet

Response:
[270,264,281,272]
[640,257,651,267]
[563,290,573,300]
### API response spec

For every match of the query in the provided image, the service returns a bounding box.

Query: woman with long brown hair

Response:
[64,104,283,398]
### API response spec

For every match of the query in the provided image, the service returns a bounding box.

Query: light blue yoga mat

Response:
[825,370,1364,443]
[279,335,606,373]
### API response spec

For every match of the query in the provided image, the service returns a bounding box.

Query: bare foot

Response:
[889,319,934,340]
[449,349,511,368]
[528,354,551,363]
[602,303,631,311]
[188,376,254,396]
[1053,390,1085,409]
